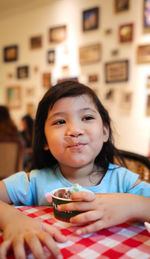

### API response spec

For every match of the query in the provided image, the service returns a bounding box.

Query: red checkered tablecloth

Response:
[0,206,150,258]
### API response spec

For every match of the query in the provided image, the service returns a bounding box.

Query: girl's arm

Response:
[58,191,150,235]
[0,181,66,259]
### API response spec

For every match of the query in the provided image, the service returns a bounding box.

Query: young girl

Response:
[0,81,150,259]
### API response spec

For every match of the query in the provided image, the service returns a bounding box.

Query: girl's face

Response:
[44,95,109,170]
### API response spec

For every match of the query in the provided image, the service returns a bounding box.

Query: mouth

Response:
[67,143,86,150]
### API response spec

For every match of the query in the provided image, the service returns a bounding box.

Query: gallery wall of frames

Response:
[0,0,150,156]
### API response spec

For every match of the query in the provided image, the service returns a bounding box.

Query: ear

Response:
[103,123,109,142]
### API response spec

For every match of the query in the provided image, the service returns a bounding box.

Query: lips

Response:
[67,143,86,151]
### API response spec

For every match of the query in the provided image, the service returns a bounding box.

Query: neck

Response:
[59,163,104,187]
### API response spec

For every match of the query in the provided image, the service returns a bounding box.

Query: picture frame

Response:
[88,74,99,83]
[119,23,133,43]
[79,43,101,65]
[49,25,67,43]
[143,0,150,32]
[114,0,129,13]
[6,86,21,109]
[3,45,18,62]
[105,60,129,83]
[17,66,29,79]
[47,49,55,64]
[42,72,51,88]
[82,7,99,31]
[146,94,150,116]
[30,35,42,49]
[137,44,150,63]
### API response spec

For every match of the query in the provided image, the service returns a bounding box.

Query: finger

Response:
[75,220,105,235]
[25,233,46,259]
[0,240,12,259]
[70,210,101,224]
[58,201,94,212]
[38,232,63,259]
[71,191,95,201]
[43,223,67,242]
[13,238,26,259]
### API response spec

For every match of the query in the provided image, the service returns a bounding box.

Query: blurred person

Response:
[20,114,34,170]
[0,105,20,138]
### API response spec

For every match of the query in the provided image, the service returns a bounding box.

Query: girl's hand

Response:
[58,191,143,235]
[0,209,66,259]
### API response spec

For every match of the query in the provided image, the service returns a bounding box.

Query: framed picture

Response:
[3,45,18,62]
[82,7,99,31]
[88,74,99,83]
[143,0,150,32]
[26,103,35,117]
[119,90,133,115]
[146,94,150,116]
[137,44,150,63]
[42,72,51,88]
[30,35,42,49]
[17,66,29,79]
[6,86,21,109]
[79,43,101,65]
[119,23,133,43]
[114,0,129,13]
[49,25,67,43]
[105,60,129,83]
[47,49,55,64]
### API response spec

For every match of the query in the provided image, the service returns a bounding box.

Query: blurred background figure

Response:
[0,105,24,179]
[0,105,20,138]
[20,114,34,171]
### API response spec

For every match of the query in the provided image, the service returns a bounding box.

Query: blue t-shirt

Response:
[3,163,150,206]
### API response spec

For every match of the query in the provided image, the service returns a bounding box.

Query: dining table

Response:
[0,206,150,259]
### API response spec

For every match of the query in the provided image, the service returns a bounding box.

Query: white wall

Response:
[0,0,150,155]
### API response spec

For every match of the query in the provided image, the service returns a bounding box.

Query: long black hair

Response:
[31,81,121,170]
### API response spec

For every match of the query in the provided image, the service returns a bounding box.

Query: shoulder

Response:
[107,163,139,191]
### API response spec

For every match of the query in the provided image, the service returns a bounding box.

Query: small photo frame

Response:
[88,74,99,83]
[114,0,129,13]
[17,66,29,79]
[3,45,18,62]
[42,72,51,88]
[79,43,101,65]
[105,60,129,83]
[82,7,99,31]
[143,0,150,32]
[119,23,133,43]
[30,35,42,49]
[49,25,67,43]
[119,90,133,115]
[47,49,55,64]
[146,94,150,116]
[137,44,150,63]
[6,86,21,109]
[26,103,35,117]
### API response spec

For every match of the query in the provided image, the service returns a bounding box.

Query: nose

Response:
[66,125,84,137]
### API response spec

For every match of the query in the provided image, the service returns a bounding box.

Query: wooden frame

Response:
[114,0,129,13]
[3,45,18,62]
[105,60,129,83]
[82,7,99,31]
[30,35,42,49]
[49,25,67,43]
[17,66,29,79]
[143,0,150,32]
[119,23,133,43]
[42,72,51,88]
[79,43,101,65]
[47,49,55,64]
[6,86,21,109]
[137,44,150,63]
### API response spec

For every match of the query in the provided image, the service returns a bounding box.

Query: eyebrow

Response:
[47,107,97,120]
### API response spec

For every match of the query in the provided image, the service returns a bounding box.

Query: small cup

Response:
[51,187,83,222]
